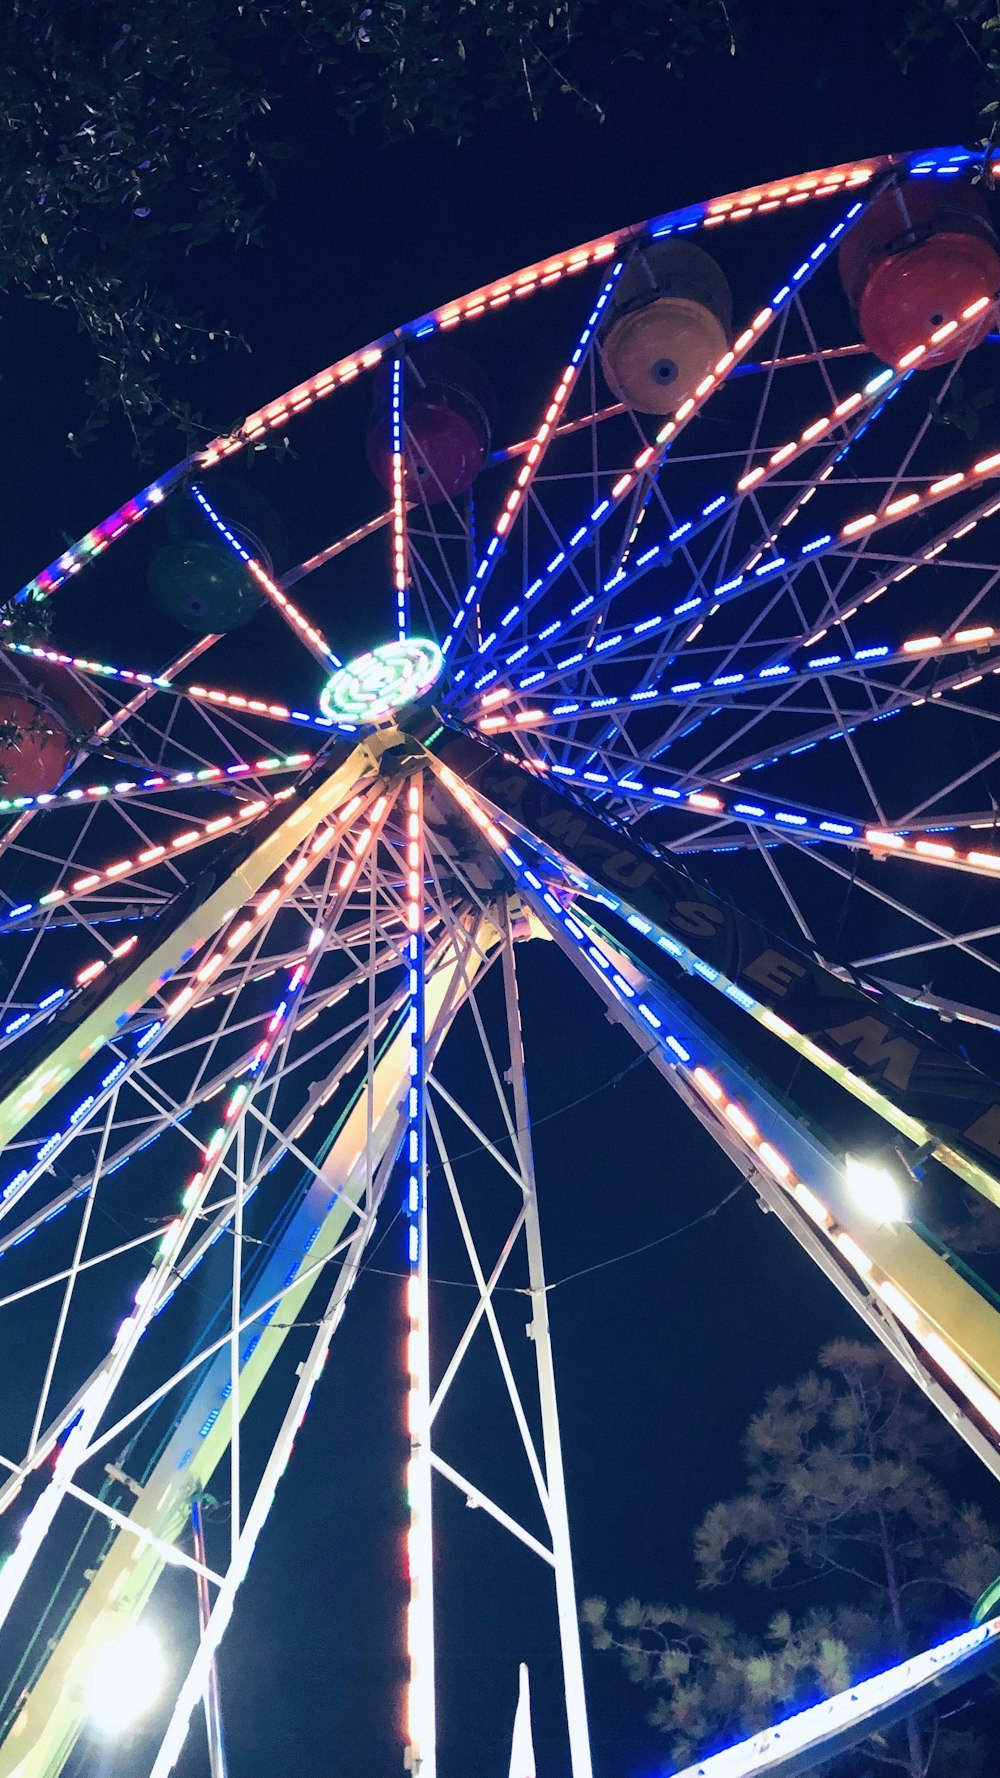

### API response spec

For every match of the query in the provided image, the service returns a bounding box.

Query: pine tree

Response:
[584,1341,1000,1776]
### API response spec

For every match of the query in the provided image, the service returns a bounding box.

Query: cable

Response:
[536,1178,743,1293]
[279,1177,745,1311]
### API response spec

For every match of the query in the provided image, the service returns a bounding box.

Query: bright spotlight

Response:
[84,1622,166,1736]
[845,1155,909,1224]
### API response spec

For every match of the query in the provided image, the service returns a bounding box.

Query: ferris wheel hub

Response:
[320,637,444,726]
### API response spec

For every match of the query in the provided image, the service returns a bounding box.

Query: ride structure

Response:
[2,144,1000,1777]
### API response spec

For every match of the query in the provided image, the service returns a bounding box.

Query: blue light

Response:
[666,1619,997,1778]
[726,984,756,1011]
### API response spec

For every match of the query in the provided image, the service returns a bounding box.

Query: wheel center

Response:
[320,637,444,726]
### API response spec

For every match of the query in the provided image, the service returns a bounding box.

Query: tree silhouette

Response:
[0,0,730,449]
[584,1341,1000,1776]
[5,0,996,451]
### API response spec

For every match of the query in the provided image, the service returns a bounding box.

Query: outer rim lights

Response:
[83,1622,166,1735]
[320,639,444,726]
[845,1155,909,1225]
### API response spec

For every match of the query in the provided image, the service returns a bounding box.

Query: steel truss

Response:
[4,143,1000,1778]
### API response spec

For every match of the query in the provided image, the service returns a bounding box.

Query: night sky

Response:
[0,7,994,1776]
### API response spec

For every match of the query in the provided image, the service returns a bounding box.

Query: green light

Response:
[320,638,444,727]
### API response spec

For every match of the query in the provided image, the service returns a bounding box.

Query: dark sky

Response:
[0,6,994,1777]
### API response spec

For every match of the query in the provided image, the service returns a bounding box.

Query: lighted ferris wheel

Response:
[3,143,1000,1778]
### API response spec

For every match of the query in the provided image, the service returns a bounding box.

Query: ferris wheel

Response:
[5,143,1000,1778]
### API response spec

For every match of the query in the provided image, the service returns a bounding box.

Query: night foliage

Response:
[0,0,732,450]
[4,0,998,451]
[584,1341,1000,1776]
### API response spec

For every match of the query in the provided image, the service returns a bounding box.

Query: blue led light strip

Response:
[11,150,976,618]
[0,740,312,820]
[461,734,865,845]
[641,376,916,696]
[666,1619,999,1778]
[151,915,448,1340]
[453,390,924,709]
[432,760,1000,1470]
[0,936,139,1057]
[0,786,377,1230]
[479,504,1000,795]
[14,469,184,606]
[622,362,912,643]
[435,764,1000,1184]
[191,486,341,670]
[458,290,999,724]
[6,913,421,1325]
[0,938,319,1274]
[442,262,625,661]
[476,622,1000,726]
[447,194,875,695]
[645,639,1000,793]
[500,736,1000,878]
[0,637,338,733]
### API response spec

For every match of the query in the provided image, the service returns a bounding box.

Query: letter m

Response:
[824,1016,921,1093]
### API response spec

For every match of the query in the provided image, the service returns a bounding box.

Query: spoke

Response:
[403,770,435,1775]
[8,142,1000,1778]
[443,260,625,659]
[392,355,410,640]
